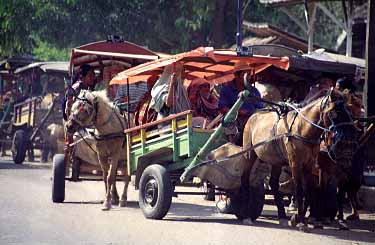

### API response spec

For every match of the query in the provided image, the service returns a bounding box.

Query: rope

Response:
[283,101,332,132]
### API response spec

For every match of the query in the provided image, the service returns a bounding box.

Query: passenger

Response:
[218,60,263,144]
[133,75,159,126]
[115,81,148,112]
[304,77,335,102]
[187,78,219,121]
[149,62,190,120]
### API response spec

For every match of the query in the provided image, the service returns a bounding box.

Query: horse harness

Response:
[72,95,127,154]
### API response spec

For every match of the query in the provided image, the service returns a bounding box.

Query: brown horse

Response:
[242,88,357,231]
[66,90,129,210]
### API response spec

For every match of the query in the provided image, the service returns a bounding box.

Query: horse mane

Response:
[91,90,112,107]
[297,89,330,108]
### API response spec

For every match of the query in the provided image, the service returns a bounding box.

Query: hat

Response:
[79,64,93,77]
[233,60,250,73]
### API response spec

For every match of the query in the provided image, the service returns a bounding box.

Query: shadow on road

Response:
[62,200,140,209]
[165,202,375,243]
[0,161,50,170]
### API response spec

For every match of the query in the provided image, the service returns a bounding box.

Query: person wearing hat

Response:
[62,64,97,121]
[218,60,263,144]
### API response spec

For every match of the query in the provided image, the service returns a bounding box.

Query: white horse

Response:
[66,90,129,210]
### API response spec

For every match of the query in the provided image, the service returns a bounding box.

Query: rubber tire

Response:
[52,154,65,203]
[230,183,265,221]
[12,130,27,164]
[139,164,172,219]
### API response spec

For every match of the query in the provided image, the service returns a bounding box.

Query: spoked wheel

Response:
[12,130,28,164]
[230,182,265,221]
[139,164,172,220]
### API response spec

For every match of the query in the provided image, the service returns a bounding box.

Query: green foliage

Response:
[0,0,351,60]
[32,37,70,61]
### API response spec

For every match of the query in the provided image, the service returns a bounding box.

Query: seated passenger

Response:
[149,62,190,120]
[187,78,219,122]
[133,75,159,126]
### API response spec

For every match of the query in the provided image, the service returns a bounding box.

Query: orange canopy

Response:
[109,47,289,85]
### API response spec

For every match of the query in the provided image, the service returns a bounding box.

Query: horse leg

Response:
[337,184,349,230]
[346,187,360,220]
[104,158,119,210]
[291,165,308,232]
[119,170,130,207]
[99,156,112,211]
[269,165,288,226]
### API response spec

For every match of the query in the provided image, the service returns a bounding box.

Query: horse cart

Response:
[0,57,36,156]
[5,62,68,164]
[51,37,162,202]
[52,46,293,220]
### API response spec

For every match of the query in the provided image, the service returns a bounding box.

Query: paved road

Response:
[0,158,374,245]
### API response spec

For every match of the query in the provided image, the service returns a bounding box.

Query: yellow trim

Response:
[130,114,192,144]
[171,119,177,132]
[186,114,192,128]
[140,129,146,144]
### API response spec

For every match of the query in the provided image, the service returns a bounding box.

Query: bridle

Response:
[68,92,126,142]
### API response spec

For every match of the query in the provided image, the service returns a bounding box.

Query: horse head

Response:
[66,90,98,134]
[321,88,359,172]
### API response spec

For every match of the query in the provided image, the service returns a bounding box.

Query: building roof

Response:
[242,22,322,52]
[260,0,367,19]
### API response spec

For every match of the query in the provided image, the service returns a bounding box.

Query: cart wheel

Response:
[230,183,265,221]
[139,164,172,219]
[203,181,215,201]
[52,154,65,203]
[12,130,27,164]
[71,157,81,182]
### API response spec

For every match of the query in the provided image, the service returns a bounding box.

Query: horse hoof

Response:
[101,201,112,211]
[119,199,127,207]
[112,199,119,206]
[346,214,359,221]
[279,219,289,227]
[242,218,254,226]
[297,223,309,233]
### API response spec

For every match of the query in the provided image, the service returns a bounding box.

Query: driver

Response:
[218,60,263,144]
[62,64,96,121]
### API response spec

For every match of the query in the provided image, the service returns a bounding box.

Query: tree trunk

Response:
[211,0,227,48]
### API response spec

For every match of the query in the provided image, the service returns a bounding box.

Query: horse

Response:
[65,90,129,211]
[242,88,358,231]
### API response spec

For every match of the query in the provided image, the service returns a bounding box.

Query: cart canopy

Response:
[69,40,160,75]
[109,47,290,85]
[15,62,69,75]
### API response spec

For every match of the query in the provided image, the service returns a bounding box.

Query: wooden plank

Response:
[124,110,192,134]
